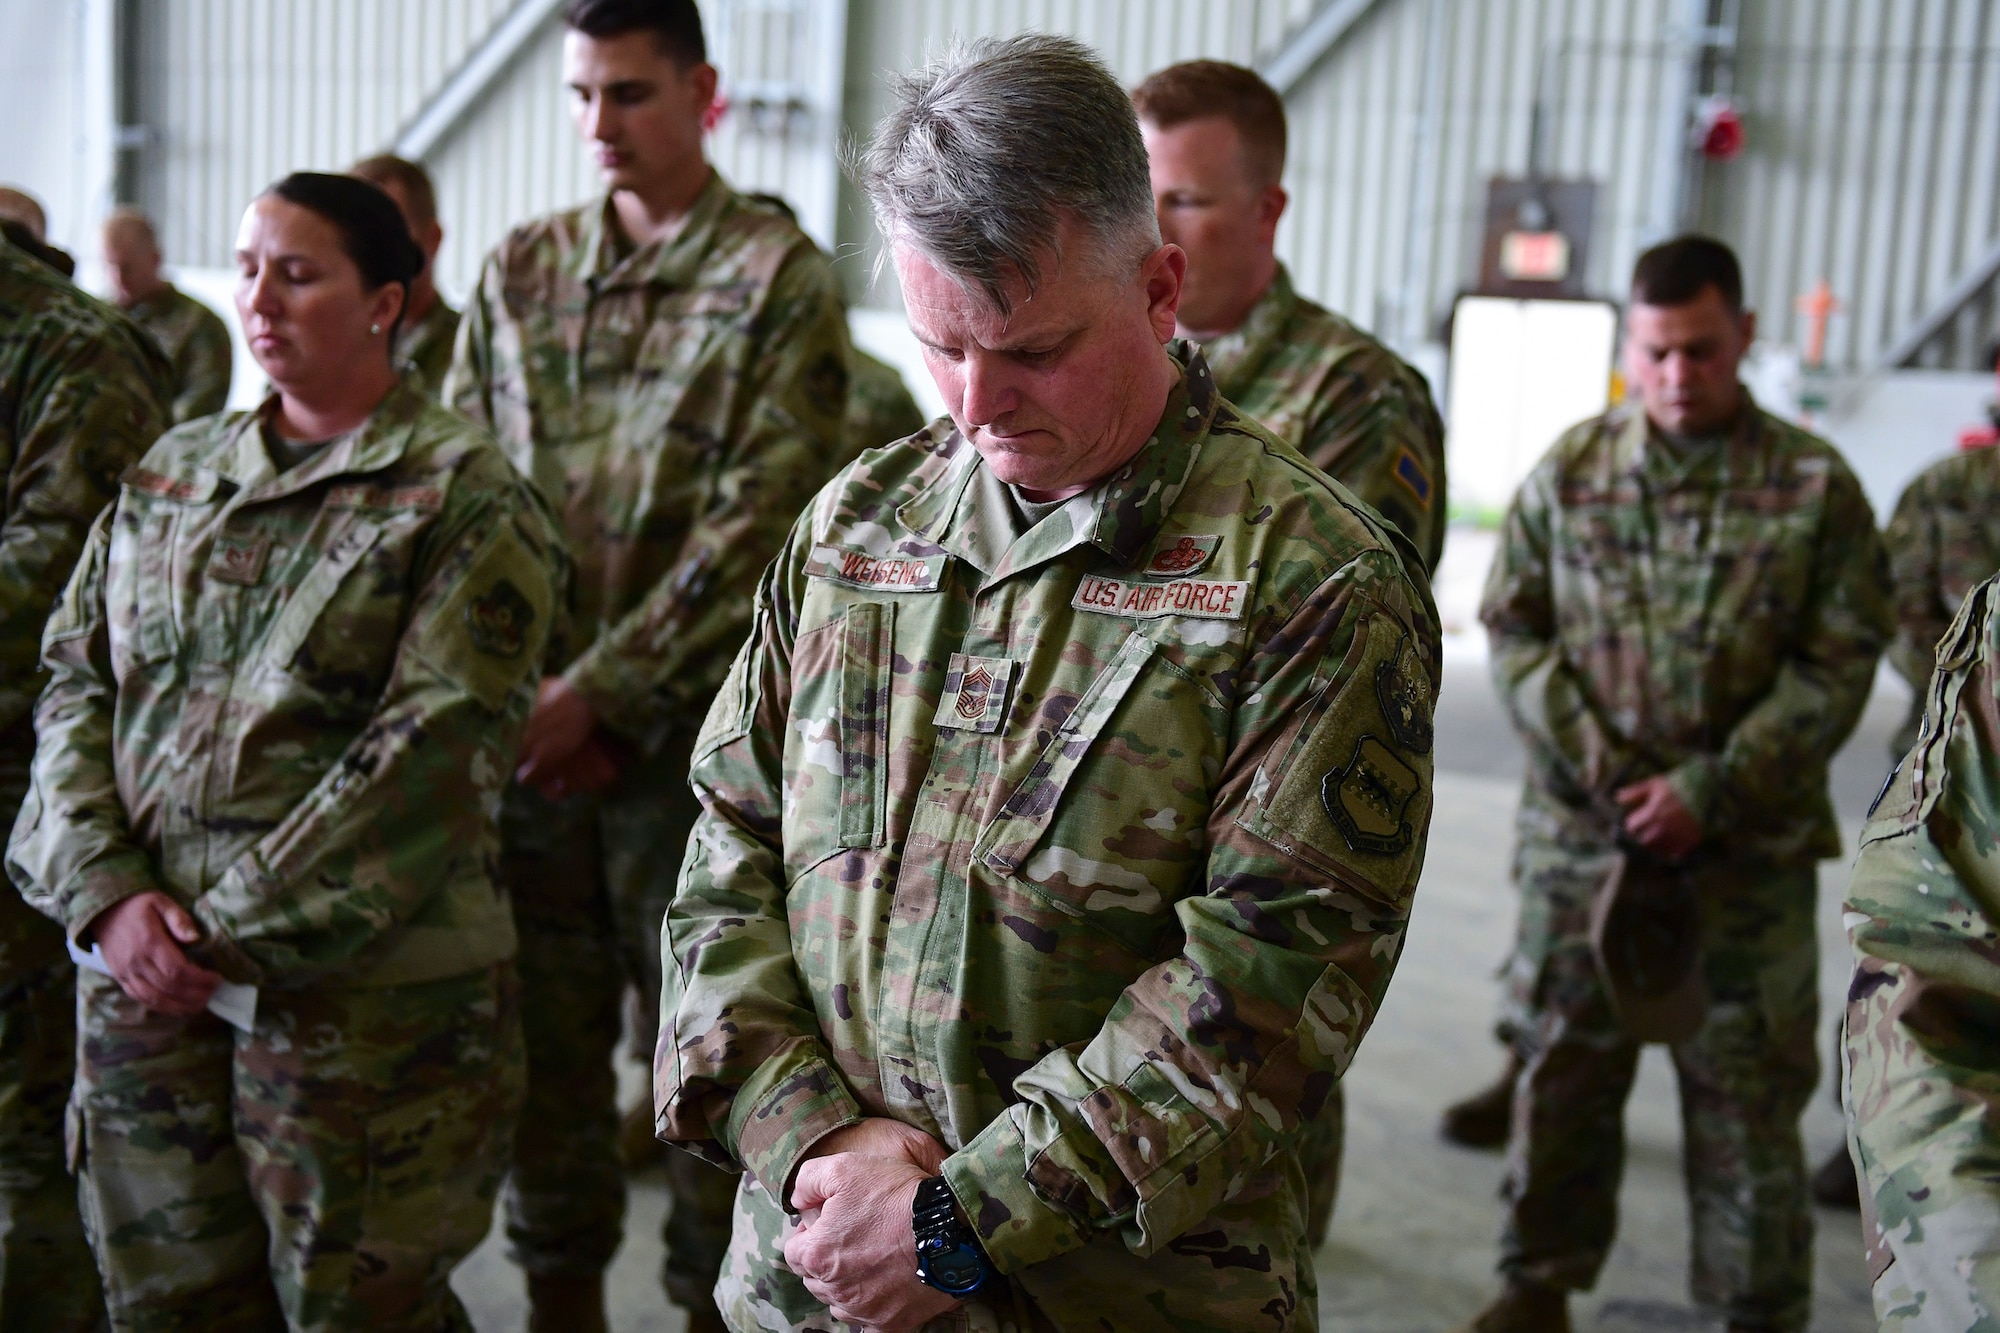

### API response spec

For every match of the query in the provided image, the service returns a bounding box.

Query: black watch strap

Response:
[913,1175,962,1229]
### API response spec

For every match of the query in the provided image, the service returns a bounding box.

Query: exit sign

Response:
[1499,230,1571,282]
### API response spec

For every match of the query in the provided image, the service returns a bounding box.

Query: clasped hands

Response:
[1613,774,1702,862]
[515,676,626,800]
[783,1117,966,1333]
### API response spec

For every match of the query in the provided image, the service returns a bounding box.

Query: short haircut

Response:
[1631,235,1744,314]
[1131,60,1288,189]
[103,206,160,251]
[264,172,425,337]
[348,155,439,230]
[856,33,1158,315]
[562,0,705,66]
[0,187,47,243]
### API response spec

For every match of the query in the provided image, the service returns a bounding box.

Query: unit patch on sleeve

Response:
[1375,632,1435,754]
[805,543,947,593]
[934,652,1016,733]
[1073,573,1250,622]
[466,578,535,658]
[1321,735,1420,856]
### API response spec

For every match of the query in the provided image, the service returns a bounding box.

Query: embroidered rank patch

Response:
[465,578,534,658]
[805,543,947,593]
[1393,448,1432,507]
[1073,573,1250,622]
[1374,632,1435,754]
[1143,535,1220,579]
[208,533,271,586]
[934,652,1015,733]
[1321,735,1420,856]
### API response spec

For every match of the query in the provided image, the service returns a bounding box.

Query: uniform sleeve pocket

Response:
[409,519,554,712]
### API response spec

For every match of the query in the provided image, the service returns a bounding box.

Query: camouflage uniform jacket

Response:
[845,347,925,458]
[125,282,232,424]
[1482,395,1891,868]
[6,379,567,991]
[0,236,170,989]
[1204,263,1447,573]
[1847,572,2000,1329]
[445,170,852,759]
[395,295,461,400]
[657,343,1439,1318]
[1883,445,2000,756]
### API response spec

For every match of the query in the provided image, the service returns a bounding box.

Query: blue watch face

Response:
[918,1236,990,1296]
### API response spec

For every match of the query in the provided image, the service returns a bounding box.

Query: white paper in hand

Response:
[67,939,259,1034]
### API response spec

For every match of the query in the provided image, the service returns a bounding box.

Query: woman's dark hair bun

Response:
[263,171,425,333]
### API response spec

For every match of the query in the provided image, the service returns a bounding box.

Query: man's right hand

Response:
[89,892,222,1016]
[789,1117,949,1209]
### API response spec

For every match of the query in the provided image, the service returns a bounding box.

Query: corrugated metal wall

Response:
[79,0,2000,371]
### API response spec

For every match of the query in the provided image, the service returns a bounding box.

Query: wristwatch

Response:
[912,1175,993,1297]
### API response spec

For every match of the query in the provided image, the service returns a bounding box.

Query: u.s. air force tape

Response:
[1072,573,1250,621]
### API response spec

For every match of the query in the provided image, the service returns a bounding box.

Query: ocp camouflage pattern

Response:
[656,341,1438,1331]
[393,297,461,402]
[1204,263,1448,573]
[1882,444,2000,757]
[1846,572,2000,1332]
[124,282,232,425]
[1482,396,1891,871]
[846,346,925,459]
[0,235,170,989]
[445,170,853,758]
[6,378,567,990]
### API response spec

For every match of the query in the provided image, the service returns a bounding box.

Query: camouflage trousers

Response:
[499,738,735,1307]
[1500,848,1820,1331]
[73,962,522,1333]
[0,959,100,1333]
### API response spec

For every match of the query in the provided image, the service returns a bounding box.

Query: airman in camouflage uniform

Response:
[1882,445,2000,757]
[447,109,851,1333]
[395,297,460,399]
[105,208,231,424]
[658,35,1437,1332]
[6,378,566,1331]
[1204,268,1446,574]
[1470,385,1888,1329]
[122,286,231,424]
[0,230,169,1333]
[1846,571,2000,1332]
[348,157,461,400]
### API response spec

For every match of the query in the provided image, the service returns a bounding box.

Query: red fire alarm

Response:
[1694,96,1745,160]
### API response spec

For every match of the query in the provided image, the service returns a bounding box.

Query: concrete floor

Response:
[451,603,1904,1331]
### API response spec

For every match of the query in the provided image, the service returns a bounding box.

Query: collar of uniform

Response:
[572,168,731,294]
[208,379,427,501]
[1626,385,1764,484]
[125,283,181,319]
[1200,262,1297,400]
[897,341,1217,579]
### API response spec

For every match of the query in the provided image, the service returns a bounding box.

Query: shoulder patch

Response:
[1375,632,1435,754]
[1392,448,1432,507]
[466,578,535,658]
[1321,736,1420,855]
[414,519,555,711]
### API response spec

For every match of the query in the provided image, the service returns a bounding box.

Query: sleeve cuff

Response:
[727,1043,863,1205]
[1665,756,1724,835]
[188,894,268,986]
[63,856,159,945]
[563,647,671,756]
[941,1107,1089,1275]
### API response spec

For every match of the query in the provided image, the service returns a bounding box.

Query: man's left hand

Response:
[783,1153,963,1332]
[1614,775,1702,861]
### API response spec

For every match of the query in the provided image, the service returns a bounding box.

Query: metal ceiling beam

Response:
[1876,233,2000,371]
[1257,0,1387,97]
[393,0,567,160]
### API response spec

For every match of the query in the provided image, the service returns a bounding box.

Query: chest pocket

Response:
[974,631,1213,955]
[262,517,391,707]
[107,470,222,676]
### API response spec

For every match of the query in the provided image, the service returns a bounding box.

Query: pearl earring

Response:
[369,323,381,335]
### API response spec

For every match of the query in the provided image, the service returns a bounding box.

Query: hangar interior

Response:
[1,2,1995,1330]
